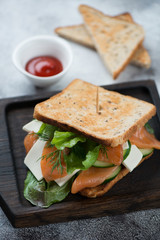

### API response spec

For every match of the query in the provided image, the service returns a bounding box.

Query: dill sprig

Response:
[101,145,108,158]
[45,141,53,148]
[34,123,64,175]
[36,132,51,142]
[41,145,64,175]
[49,149,63,174]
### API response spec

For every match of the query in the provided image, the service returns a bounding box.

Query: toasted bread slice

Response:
[117,12,133,22]
[55,23,150,69]
[55,24,94,49]
[116,13,150,68]
[34,79,156,147]
[79,5,145,79]
[55,12,150,69]
[54,13,135,49]
[55,13,135,49]
[131,45,151,68]
[80,153,153,198]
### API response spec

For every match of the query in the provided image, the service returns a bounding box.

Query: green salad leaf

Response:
[24,171,73,208]
[64,148,85,174]
[64,140,101,174]
[82,145,101,169]
[37,123,58,141]
[37,122,86,150]
[145,122,154,135]
[51,130,86,150]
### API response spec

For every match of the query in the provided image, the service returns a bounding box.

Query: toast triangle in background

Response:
[55,13,150,69]
[79,5,145,79]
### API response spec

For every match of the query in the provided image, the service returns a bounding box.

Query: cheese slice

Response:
[122,145,143,172]
[123,141,129,150]
[23,119,43,133]
[54,169,80,187]
[24,138,46,181]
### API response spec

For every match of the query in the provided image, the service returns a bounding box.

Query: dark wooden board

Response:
[0,80,160,228]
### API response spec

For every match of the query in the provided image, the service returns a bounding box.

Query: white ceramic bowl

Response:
[12,35,73,87]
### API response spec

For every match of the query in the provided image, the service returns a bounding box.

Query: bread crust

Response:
[112,39,144,79]
[80,153,153,198]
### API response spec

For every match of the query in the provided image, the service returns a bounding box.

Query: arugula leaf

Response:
[38,122,46,134]
[51,130,86,150]
[24,171,73,208]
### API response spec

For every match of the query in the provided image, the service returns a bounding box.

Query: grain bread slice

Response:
[55,13,150,68]
[54,13,135,49]
[55,24,94,49]
[80,153,153,198]
[33,79,156,147]
[79,5,145,79]
[115,13,150,68]
[131,45,151,68]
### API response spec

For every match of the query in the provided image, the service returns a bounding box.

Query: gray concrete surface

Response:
[0,0,160,239]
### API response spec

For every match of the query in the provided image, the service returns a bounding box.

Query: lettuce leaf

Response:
[82,145,101,169]
[64,140,101,174]
[38,123,58,141]
[64,150,85,174]
[37,123,86,150]
[51,130,86,150]
[24,171,73,208]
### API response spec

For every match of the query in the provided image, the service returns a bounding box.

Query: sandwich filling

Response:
[23,120,160,207]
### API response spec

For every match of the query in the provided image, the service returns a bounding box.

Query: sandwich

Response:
[23,79,160,207]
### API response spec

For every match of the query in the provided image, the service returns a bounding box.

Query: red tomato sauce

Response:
[25,56,63,77]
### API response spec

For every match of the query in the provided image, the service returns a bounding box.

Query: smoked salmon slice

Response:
[130,126,160,149]
[41,144,68,182]
[24,133,68,182]
[97,145,123,166]
[24,132,38,153]
[71,166,119,194]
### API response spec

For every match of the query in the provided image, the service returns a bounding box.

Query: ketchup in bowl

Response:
[25,56,63,77]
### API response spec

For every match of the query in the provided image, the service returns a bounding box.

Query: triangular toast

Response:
[55,13,150,69]
[79,5,145,79]
[55,24,150,69]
